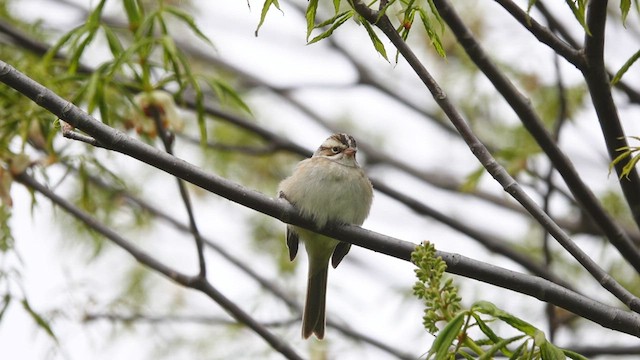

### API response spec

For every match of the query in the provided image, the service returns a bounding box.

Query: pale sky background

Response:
[2,0,640,359]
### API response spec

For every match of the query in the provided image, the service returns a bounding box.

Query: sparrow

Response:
[278,133,373,339]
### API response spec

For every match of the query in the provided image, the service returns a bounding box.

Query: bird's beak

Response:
[343,148,356,157]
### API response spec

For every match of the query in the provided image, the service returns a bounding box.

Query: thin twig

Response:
[83,312,298,328]
[61,122,109,149]
[493,0,585,68]
[542,49,570,341]
[147,105,207,279]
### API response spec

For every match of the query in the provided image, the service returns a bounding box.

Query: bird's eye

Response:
[331,146,340,154]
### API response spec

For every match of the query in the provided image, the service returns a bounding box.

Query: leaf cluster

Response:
[256,0,446,60]
[610,136,640,180]
[43,0,248,143]
[411,243,585,359]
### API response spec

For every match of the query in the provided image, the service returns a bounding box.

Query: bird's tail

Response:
[302,262,329,339]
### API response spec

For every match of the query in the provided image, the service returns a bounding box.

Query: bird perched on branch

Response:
[278,133,373,339]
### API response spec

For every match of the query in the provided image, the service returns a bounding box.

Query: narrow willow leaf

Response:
[102,25,124,57]
[87,0,108,26]
[621,0,631,25]
[43,24,84,65]
[315,9,353,28]
[123,0,142,29]
[426,0,445,32]
[69,28,99,73]
[209,78,252,114]
[98,88,109,124]
[565,0,590,35]
[306,0,319,41]
[471,313,500,344]
[161,36,184,85]
[0,294,10,322]
[333,0,341,13]
[85,71,102,115]
[195,88,207,146]
[611,49,640,85]
[135,9,157,38]
[458,351,475,360]
[362,21,389,60]
[478,335,525,360]
[308,11,353,44]
[527,0,537,13]
[562,349,589,360]
[255,0,282,36]
[540,342,567,360]
[165,6,214,46]
[429,311,465,360]
[22,299,57,342]
[609,148,633,176]
[509,340,529,360]
[473,301,537,336]
[156,9,170,36]
[621,153,640,179]
[460,166,485,192]
[419,9,446,58]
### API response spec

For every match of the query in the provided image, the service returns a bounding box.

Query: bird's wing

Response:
[331,241,351,268]
[286,226,299,261]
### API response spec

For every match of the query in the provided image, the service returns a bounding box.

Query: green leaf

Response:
[609,147,632,176]
[419,9,446,58]
[429,311,465,360]
[165,6,214,46]
[621,152,640,179]
[308,11,353,44]
[87,0,108,26]
[333,0,341,13]
[84,71,102,115]
[208,78,252,114]
[43,24,84,66]
[620,0,631,25]
[426,0,445,32]
[611,49,640,85]
[562,349,589,360]
[460,166,485,192]
[123,0,142,30]
[306,0,319,41]
[471,313,500,344]
[0,294,10,322]
[161,35,181,76]
[255,0,282,36]
[21,298,57,342]
[509,340,529,359]
[540,341,566,360]
[479,335,525,360]
[362,21,389,60]
[102,26,124,57]
[565,0,590,35]
[68,27,99,74]
[472,301,537,336]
